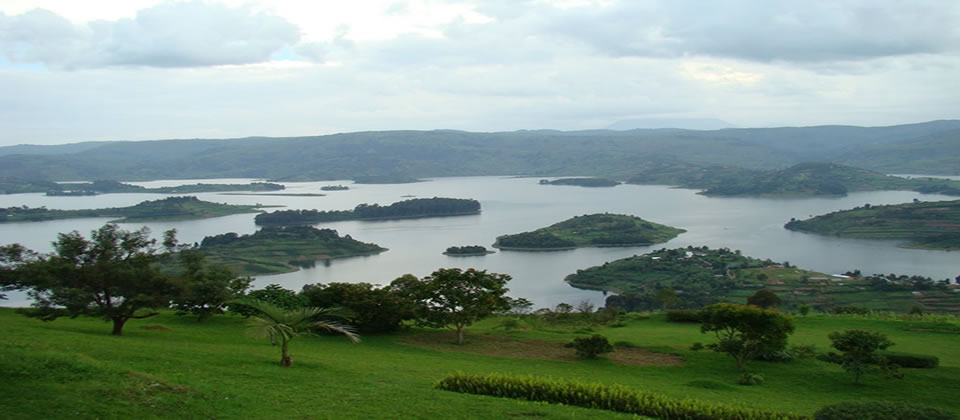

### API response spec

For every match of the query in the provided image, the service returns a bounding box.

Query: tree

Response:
[828,329,898,384]
[0,244,32,300]
[235,299,359,367]
[229,284,306,317]
[656,288,678,310]
[10,224,178,335]
[747,289,782,309]
[171,249,252,321]
[299,282,415,333]
[391,268,511,345]
[699,303,795,371]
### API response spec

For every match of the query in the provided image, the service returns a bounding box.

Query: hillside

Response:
[255,197,481,225]
[494,214,684,250]
[1,121,958,181]
[0,196,265,223]
[784,200,960,250]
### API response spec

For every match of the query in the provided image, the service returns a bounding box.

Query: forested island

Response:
[255,197,481,225]
[0,177,62,194]
[538,178,620,187]
[197,225,386,275]
[45,180,285,196]
[0,196,265,223]
[443,245,494,256]
[493,213,684,250]
[352,176,423,184]
[629,162,960,197]
[320,185,350,191]
[784,199,960,250]
[566,246,960,313]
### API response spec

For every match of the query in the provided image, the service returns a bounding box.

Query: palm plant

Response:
[232,299,360,367]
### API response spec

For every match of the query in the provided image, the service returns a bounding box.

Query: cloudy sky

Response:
[1,0,958,146]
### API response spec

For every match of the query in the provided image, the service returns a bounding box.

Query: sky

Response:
[0,0,958,146]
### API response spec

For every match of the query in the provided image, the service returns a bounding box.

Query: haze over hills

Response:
[0,120,958,181]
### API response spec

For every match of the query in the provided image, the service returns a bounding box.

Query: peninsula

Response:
[45,180,285,196]
[255,197,480,225]
[538,178,620,187]
[0,196,266,223]
[493,213,684,251]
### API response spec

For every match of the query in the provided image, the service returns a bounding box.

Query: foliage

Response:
[813,400,957,420]
[700,303,796,371]
[444,245,490,255]
[827,329,900,384]
[666,310,703,323]
[233,298,359,367]
[797,304,813,316]
[0,196,263,223]
[747,289,782,309]
[229,284,306,317]
[831,306,871,315]
[44,180,284,195]
[565,335,614,359]
[255,197,480,225]
[9,224,178,335]
[299,282,415,333]
[169,249,252,321]
[737,373,764,386]
[657,288,678,310]
[391,268,511,345]
[435,372,806,420]
[879,352,939,369]
[495,213,684,249]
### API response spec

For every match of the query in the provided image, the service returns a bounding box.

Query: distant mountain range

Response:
[0,120,957,181]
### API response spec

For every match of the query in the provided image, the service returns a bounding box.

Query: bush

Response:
[690,342,705,351]
[565,335,614,359]
[736,373,764,386]
[880,352,939,369]
[831,306,871,315]
[666,310,702,323]
[436,372,806,420]
[814,400,956,420]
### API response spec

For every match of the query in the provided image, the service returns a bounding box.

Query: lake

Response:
[2,176,958,309]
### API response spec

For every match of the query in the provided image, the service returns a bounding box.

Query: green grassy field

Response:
[3,308,958,419]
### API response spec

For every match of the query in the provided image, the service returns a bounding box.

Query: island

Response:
[443,245,495,256]
[255,197,481,225]
[538,178,620,187]
[45,179,285,196]
[320,185,350,191]
[493,213,685,251]
[565,246,960,313]
[627,162,960,197]
[0,196,267,223]
[352,176,423,184]
[784,199,960,250]
[0,177,63,195]
[197,225,387,275]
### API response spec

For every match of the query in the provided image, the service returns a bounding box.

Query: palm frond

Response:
[310,320,361,343]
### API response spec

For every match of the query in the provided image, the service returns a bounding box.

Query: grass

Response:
[2,309,959,419]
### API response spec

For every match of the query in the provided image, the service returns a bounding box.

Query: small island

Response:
[784,199,960,250]
[352,176,423,184]
[320,185,350,191]
[197,225,386,275]
[45,179,285,196]
[493,213,684,251]
[443,245,495,256]
[0,196,267,223]
[538,178,620,187]
[255,197,481,225]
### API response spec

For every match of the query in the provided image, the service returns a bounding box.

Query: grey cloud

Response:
[0,2,300,69]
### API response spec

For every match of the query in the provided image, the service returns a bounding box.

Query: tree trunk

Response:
[280,339,292,367]
[111,318,127,336]
[456,325,464,345]
[736,355,747,371]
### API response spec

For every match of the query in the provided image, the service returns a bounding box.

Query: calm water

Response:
[2,177,957,309]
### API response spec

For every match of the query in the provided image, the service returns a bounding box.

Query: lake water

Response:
[2,177,958,309]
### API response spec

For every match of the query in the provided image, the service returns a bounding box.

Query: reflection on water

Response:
[2,176,957,309]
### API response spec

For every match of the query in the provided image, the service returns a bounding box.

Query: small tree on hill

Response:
[699,303,795,371]
[391,268,511,345]
[171,249,252,320]
[656,288,678,311]
[747,289,782,309]
[827,329,899,384]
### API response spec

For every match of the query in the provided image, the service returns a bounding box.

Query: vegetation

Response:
[320,185,349,191]
[352,175,423,184]
[443,245,493,256]
[699,303,796,371]
[0,196,265,223]
[392,268,511,345]
[826,330,899,384]
[881,352,939,369]
[169,250,252,321]
[197,225,387,275]
[565,335,614,359]
[748,289,783,309]
[539,178,620,187]
[45,179,284,196]
[255,197,481,225]
[0,177,61,194]
[813,400,957,420]
[784,200,960,250]
[300,282,415,333]
[494,213,684,250]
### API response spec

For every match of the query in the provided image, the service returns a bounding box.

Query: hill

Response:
[494,214,684,250]
[255,197,480,225]
[0,196,264,223]
[784,200,960,250]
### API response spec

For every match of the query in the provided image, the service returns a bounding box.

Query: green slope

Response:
[494,213,684,250]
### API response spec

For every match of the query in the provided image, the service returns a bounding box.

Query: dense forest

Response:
[443,245,492,255]
[494,213,684,250]
[0,196,262,223]
[255,197,481,225]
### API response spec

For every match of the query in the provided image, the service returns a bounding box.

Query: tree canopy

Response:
[699,303,795,371]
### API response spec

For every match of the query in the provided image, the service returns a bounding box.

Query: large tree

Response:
[11,224,178,335]
[699,303,795,371]
[828,329,898,384]
[392,268,511,345]
[170,249,252,321]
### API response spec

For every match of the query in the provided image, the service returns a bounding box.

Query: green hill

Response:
[785,200,960,250]
[494,214,684,250]
[0,196,265,223]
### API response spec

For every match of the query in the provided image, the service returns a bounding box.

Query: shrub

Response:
[880,352,939,369]
[828,329,900,384]
[814,400,956,420]
[737,373,764,386]
[666,310,702,323]
[436,372,806,420]
[690,342,705,351]
[565,335,614,359]
[831,306,871,315]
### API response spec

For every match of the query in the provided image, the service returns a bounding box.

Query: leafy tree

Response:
[827,329,899,384]
[506,297,533,315]
[0,244,33,300]
[299,282,415,333]
[391,268,511,345]
[170,249,252,320]
[229,284,306,317]
[235,298,359,367]
[656,288,678,310]
[796,304,812,316]
[747,289,782,309]
[565,335,614,359]
[699,303,795,371]
[9,224,178,335]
